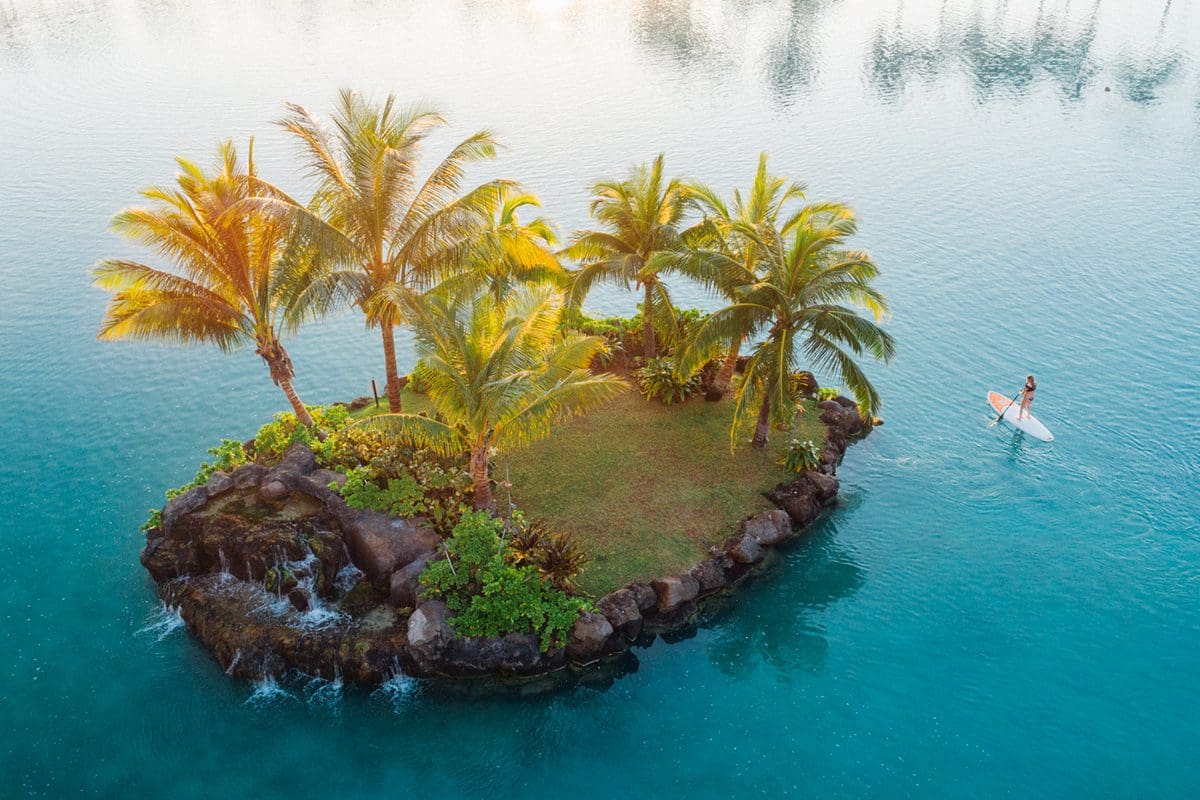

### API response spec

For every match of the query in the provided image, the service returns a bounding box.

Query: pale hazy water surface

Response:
[1,1,1199,797]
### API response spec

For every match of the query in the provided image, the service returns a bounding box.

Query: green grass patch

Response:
[349,380,826,597]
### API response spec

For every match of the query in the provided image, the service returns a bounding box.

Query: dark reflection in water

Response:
[763,0,840,106]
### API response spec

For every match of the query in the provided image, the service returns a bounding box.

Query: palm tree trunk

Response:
[643,282,657,359]
[707,336,742,401]
[752,394,772,449]
[280,379,315,428]
[470,446,493,510]
[380,324,403,413]
[257,337,314,428]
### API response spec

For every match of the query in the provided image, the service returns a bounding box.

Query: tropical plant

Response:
[817,386,842,401]
[508,518,589,592]
[253,404,351,462]
[672,153,809,400]
[686,201,895,448]
[94,141,318,426]
[275,89,506,412]
[433,185,565,306]
[779,438,822,473]
[635,356,700,404]
[361,286,627,509]
[563,154,690,359]
[419,512,589,650]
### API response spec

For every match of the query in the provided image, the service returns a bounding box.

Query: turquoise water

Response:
[2,0,1199,796]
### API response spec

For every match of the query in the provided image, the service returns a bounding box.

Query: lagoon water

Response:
[2,0,1199,796]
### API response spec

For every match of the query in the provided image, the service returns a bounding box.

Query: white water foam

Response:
[135,603,185,641]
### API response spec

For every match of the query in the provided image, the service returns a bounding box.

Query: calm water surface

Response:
[1,1,1198,796]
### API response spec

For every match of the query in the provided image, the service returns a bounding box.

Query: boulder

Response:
[259,479,289,501]
[627,582,658,612]
[596,589,643,640]
[205,470,234,498]
[231,463,268,490]
[565,612,614,664]
[347,396,373,411]
[273,442,317,477]
[388,552,432,609]
[817,399,846,425]
[651,574,699,612]
[406,600,453,670]
[342,508,439,586]
[767,480,823,526]
[161,486,208,533]
[727,533,765,564]
[742,509,792,546]
[311,468,347,490]
[805,470,840,503]
[690,558,729,594]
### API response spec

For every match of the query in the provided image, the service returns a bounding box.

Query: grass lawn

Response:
[347,381,826,597]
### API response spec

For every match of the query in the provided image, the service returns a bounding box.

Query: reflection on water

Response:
[763,0,839,106]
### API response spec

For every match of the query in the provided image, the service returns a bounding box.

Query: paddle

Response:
[989,389,1023,427]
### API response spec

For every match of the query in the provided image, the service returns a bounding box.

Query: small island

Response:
[102,89,893,686]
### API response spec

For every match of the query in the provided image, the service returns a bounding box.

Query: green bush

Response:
[508,517,588,593]
[338,466,426,517]
[333,453,472,536]
[779,438,823,473]
[420,512,589,651]
[635,357,700,404]
[817,386,842,402]
[254,404,350,462]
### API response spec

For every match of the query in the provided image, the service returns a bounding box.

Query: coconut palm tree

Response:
[276,89,507,412]
[94,141,317,427]
[674,153,808,400]
[687,202,895,448]
[563,154,690,359]
[362,287,626,509]
[428,184,565,306]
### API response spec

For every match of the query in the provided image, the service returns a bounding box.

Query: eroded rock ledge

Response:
[141,395,868,685]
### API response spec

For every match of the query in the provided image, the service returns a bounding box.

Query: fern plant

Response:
[635,357,700,404]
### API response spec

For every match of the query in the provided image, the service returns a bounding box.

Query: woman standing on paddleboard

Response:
[1019,375,1036,420]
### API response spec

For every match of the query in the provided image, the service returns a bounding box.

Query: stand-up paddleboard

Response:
[988,391,1053,441]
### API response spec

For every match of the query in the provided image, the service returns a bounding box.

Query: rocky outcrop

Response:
[596,589,643,641]
[403,600,546,677]
[341,510,440,587]
[389,552,433,609]
[565,612,614,664]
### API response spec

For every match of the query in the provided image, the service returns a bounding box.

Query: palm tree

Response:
[94,141,317,427]
[430,184,565,306]
[363,287,626,509]
[688,202,895,449]
[276,89,506,412]
[676,153,808,400]
[563,154,690,359]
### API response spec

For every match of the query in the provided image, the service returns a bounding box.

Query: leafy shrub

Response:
[508,518,588,592]
[817,386,842,402]
[779,438,823,473]
[254,404,350,462]
[338,466,427,517]
[333,451,472,536]
[635,357,700,404]
[420,512,589,651]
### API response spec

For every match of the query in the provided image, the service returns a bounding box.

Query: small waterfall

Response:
[334,562,365,594]
[217,548,233,580]
[225,648,243,676]
[302,668,344,712]
[136,602,184,641]
[374,658,418,708]
[244,675,295,707]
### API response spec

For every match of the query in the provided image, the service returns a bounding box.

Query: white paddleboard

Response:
[988,390,1054,442]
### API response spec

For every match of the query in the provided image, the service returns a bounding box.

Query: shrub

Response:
[636,357,700,404]
[508,518,588,592]
[253,404,350,462]
[338,466,426,517]
[817,386,842,402]
[779,438,822,473]
[420,512,589,651]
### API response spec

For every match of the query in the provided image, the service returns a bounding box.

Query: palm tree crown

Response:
[363,287,627,509]
[689,201,895,448]
[563,153,690,358]
[277,89,507,412]
[93,140,317,426]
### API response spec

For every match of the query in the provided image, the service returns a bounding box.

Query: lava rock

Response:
[274,442,317,477]
[161,486,208,533]
[689,558,729,594]
[728,533,765,564]
[805,470,840,503]
[311,468,347,490]
[341,509,439,587]
[259,479,289,501]
[596,589,643,641]
[406,600,453,671]
[742,509,792,546]
[389,552,432,609]
[652,574,700,612]
[627,582,658,612]
[287,588,309,612]
[205,470,234,498]
[565,612,614,664]
[231,463,268,490]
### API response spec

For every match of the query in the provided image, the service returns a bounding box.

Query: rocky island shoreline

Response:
[141,397,869,687]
